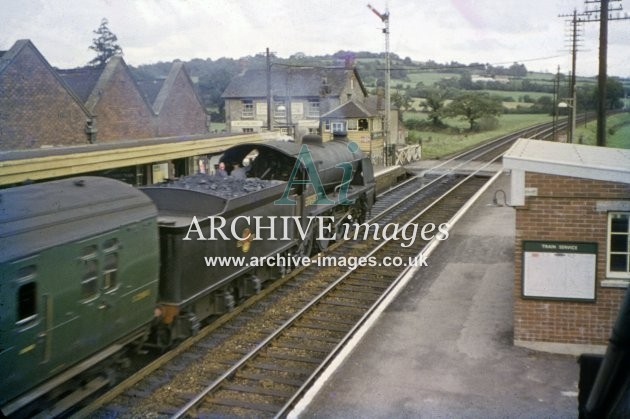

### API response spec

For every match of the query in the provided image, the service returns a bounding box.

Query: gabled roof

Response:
[0,39,30,75]
[221,66,367,99]
[0,39,91,116]
[57,66,103,102]
[152,61,205,115]
[74,55,156,115]
[321,99,375,119]
[136,78,166,105]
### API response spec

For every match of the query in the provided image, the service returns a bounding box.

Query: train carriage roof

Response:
[0,177,157,263]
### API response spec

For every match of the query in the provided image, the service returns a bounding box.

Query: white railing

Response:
[395,144,422,165]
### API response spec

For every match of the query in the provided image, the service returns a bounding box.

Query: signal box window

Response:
[16,266,37,323]
[241,100,254,119]
[608,212,630,279]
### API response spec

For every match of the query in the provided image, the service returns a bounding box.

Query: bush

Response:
[477,116,500,131]
[404,118,433,131]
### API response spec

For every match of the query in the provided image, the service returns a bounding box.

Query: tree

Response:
[391,90,412,116]
[422,88,448,127]
[88,18,123,67]
[445,92,503,130]
[594,77,626,110]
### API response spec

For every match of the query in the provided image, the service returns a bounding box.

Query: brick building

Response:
[59,56,155,141]
[1,39,208,152]
[0,40,93,150]
[504,139,630,354]
[221,66,369,139]
[142,61,209,137]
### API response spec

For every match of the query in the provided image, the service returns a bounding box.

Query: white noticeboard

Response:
[522,241,597,301]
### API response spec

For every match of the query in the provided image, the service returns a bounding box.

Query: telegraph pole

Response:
[266,47,272,132]
[581,0,630,146]
[559,9,585,142]
[367,3,391,165]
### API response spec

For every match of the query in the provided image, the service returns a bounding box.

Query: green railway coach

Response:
[0,177,160,416]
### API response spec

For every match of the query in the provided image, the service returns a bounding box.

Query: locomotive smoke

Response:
[183,215,449,248]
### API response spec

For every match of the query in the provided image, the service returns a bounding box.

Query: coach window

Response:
[16,265,37,324]
[103,239,119,292]
[608,212,630,279]
[80,245,99,300]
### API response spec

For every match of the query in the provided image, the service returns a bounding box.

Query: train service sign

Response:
[522,241,597,301]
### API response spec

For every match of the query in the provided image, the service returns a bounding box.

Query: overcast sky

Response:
[2,0,629,77]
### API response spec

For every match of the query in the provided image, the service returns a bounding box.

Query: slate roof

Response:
[0,39,91,116]
[136,78,166,105]
[221,67,367,99]
[57,67,104,102]
[321,94,396,119]
[321,99,375,119]
[0,39,31,75]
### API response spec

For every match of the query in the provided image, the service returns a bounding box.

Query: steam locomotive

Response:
[0,134,375,415]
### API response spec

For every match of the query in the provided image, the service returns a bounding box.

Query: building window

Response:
[241,100,254,119]
[608,212,630,279]
[242,128,254,133]
[347,119,358,131]
[274,101,286,119]
[16,265,37,324]
[332,121,346,133]
[358,118,368,131]
[307,100,320,118]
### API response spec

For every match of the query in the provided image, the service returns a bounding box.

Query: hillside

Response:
[130,51,629,122]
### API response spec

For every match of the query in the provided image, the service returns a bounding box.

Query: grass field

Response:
[406,114,553,158]
[572,113,630,149]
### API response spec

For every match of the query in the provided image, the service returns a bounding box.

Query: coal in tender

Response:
[155,173,283,198]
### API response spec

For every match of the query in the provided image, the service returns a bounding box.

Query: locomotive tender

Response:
[0,134,375,415]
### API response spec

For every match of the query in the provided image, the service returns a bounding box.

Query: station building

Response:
[503,138,630,355]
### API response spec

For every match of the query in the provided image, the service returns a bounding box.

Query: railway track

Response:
[77,129,521,418]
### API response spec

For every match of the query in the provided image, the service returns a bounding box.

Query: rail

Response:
[78,124,529,418]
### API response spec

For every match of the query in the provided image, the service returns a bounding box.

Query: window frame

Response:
[307,99,320,118]
[331,121,346,133]
[607,211,630,279]
[15,265,38,325]
[79,244,99,301]
[102,238,119,293]
[241,100,254,119]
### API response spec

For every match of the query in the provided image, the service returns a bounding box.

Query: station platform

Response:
[292,172,579,418]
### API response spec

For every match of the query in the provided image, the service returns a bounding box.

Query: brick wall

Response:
[0,45,90,150]
[156,70,207,137]
[92,64,154,141]
[514,172,629,346]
